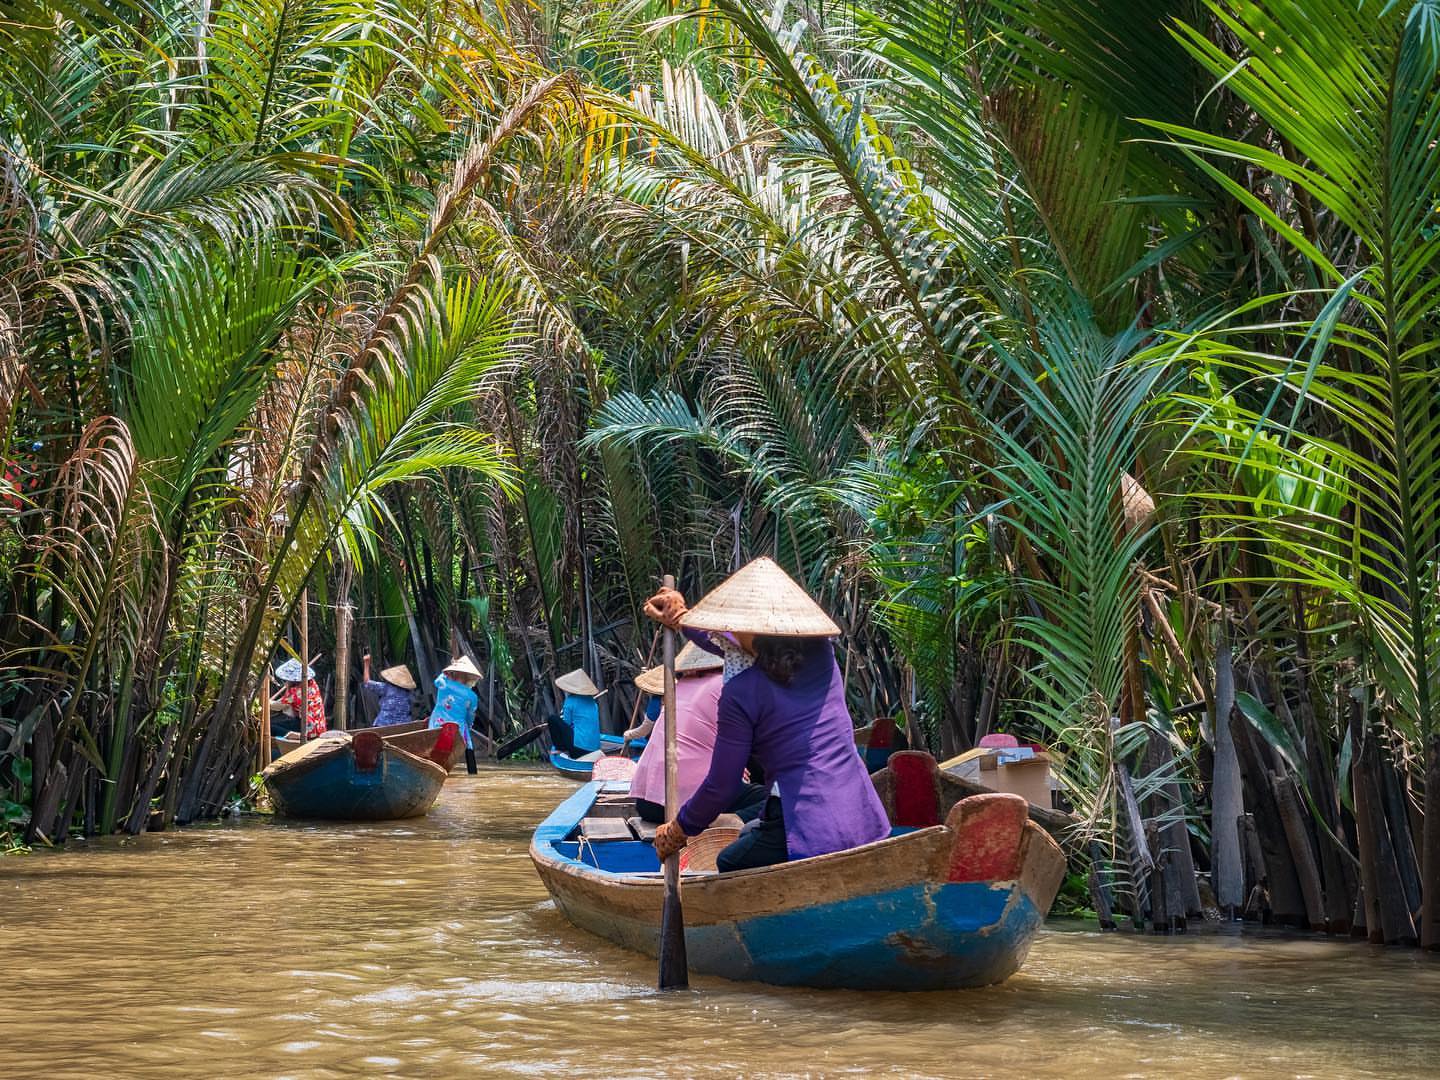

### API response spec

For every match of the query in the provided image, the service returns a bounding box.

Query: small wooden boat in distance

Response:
[549,747,604,780]
[262,727,452,821]
[274,719,467,772]
[529,750,1066,990]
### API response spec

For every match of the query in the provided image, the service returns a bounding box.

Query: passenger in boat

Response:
[645,558,891,873]
[270,658,326,739]
[547,669,603,757]
[361,654,417,727]
[626,643,768,824]
[430,655,481,773]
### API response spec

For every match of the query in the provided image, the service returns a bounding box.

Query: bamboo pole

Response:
[259,671,272,769]
[299,586,310,744]
[335,569,353,731]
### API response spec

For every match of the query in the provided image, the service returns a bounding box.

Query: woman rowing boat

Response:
[644,557,889,872]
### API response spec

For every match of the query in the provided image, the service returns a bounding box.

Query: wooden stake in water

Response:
[657,573,688,990]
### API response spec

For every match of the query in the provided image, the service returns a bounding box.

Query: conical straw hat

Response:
[443,655,482,679]
[380,664,416,691]
[275,658,316,682]
[634,642,723,695]
[679,557,841,637]
[555,668,601,696]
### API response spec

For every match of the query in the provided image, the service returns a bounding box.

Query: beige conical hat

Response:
[380,664,416,690]
[634,641,723,695]
[679,557,841,637]
[555,668,601,696]
[443,655,482,679]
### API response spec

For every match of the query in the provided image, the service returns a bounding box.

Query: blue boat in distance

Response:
[529,751,1067,990]
[263,726,454,820]
[549,747,604,780]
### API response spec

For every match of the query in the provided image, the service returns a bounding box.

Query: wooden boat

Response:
[599,732,647,756]
[529,750,1066,990]
[273,719,467,771]
[262,726,453,820]
[549,747,604,780]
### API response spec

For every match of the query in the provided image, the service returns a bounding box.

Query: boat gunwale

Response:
[264,731,448,786]
[530,782,975,922]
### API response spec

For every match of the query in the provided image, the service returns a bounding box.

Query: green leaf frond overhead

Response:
[1157,0,1440,738]
[265,270,519,659]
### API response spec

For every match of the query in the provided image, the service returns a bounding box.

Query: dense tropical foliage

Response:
[2,0,1437,949]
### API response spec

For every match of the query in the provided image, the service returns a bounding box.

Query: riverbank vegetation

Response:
[3,0,1437,949]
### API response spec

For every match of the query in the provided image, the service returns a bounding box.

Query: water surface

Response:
[3,765,1436,1078]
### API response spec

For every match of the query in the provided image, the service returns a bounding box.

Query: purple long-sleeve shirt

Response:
[676,632,891,861]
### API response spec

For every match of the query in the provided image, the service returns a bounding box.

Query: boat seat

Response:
[627,816,658,841]
[580,817,634,842]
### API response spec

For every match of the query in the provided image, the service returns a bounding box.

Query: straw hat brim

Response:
[379,664,416,690]
[634,641,722,695]
[633,666,664,696]
[443,655,482,680]
[555,668,601,696]
[679,556,841,637]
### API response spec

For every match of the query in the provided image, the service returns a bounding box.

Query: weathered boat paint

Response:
[263,729,448,821]
[529,759,1067,991]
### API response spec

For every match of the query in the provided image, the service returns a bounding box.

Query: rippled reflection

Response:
[2,764,1437,1078]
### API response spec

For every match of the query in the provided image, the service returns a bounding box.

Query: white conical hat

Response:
[555,668,601,696]
[679,557,841,637]
[275,658,316,682]
[443,655,482,679]
[634,641,723,695]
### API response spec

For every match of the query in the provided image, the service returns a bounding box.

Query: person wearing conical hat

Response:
[644,557,890,872]
[269,657,326,740]
[626,643,768,824]
[548,668,602,757]
[361,653,416,727]
[428,655,482,773]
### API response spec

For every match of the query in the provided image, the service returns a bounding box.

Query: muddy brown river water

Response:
[2,764,1437,1078]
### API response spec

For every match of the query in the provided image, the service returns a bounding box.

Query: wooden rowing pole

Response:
[657,573,687,990]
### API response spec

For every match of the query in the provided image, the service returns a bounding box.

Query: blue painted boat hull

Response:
[529,776,1066,991]
[549,748,602,780]
[263,734,447,820]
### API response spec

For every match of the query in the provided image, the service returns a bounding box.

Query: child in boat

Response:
[548,669,602,756]
[430,655,481,773]
[626,643,767,824]
[644,558,890,872]
[270,658,326,739]
[362,654,417,726]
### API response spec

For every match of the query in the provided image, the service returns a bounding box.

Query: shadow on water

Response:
[2,763,1437,1078]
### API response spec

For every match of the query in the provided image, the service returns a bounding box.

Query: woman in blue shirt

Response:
[429,655,482,773]
[548,668,601,756]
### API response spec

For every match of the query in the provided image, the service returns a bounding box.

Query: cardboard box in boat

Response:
[941,746,1054,809]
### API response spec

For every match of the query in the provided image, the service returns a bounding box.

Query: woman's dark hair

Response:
[753,635,817,686]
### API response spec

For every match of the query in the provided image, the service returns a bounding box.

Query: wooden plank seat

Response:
[579,816,634,842]
[627,816,658,841]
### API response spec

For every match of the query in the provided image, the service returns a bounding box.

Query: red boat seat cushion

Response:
[887,751,942,828]
[353,730,383,772]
